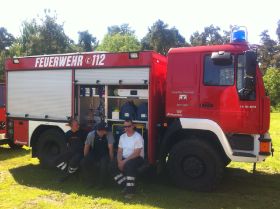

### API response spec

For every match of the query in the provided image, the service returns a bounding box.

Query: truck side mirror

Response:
[211,51,232,65]
[245,50,257,77]
[244,76,255,91]
[239,76,256,100]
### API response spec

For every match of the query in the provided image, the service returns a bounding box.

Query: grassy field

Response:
[0,113,279,209]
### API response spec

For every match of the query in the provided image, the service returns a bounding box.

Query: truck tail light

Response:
[259,141,270,154]
[259,135,271,156]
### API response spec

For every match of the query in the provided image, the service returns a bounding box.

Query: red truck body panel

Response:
[13,119,29,145]
[5,52,155,71]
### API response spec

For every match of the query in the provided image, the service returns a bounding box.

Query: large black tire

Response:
[167,139,224,191]
[37,129,67,168]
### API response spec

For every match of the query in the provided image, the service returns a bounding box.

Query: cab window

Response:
[204,55,234,86]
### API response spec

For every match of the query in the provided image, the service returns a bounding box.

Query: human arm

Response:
[84,131,94,156]
[117,147,123,164]
[122,148,141,163]
[65,131,71,148]
[117,147,125,171]
[108,144,114,161]
[107,132,115,161]
[84,144,91,156]
[117,148,141,171]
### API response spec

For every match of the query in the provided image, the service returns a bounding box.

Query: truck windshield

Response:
[204,55,234,86]
[237,54,256,100]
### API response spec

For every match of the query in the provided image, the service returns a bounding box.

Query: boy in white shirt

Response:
[113,119,144,198]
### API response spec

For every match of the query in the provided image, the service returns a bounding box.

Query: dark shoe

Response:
[57,174,70,183]
[124,193,135,199]
[121,187,127,194]
[122,187,136,196]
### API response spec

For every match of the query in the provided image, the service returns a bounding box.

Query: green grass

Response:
[0,113,280,209]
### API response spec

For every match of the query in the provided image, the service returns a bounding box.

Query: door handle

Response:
[200,103,214,108]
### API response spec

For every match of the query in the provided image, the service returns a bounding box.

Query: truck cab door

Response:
[199,53,259,133]
[235,53,260,133]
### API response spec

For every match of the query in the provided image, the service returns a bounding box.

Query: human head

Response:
[69,118,79,132]
[123,119,135,135]
[96,122,108,137]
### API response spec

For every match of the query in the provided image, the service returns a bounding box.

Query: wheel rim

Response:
[181,156,205,178]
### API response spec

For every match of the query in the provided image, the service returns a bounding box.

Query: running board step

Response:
[232,152,256,157]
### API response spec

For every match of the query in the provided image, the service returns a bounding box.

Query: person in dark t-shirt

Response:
[80,122,114,188]
[54,118,87,182]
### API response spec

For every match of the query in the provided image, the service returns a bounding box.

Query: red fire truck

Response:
[3,27,272,191]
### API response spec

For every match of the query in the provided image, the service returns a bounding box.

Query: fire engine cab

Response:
[3,26,272,191]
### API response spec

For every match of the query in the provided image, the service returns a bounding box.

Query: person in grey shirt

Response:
[80,122,114,188]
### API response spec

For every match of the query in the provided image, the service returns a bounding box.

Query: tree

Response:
[276,20,280,42]
[0,41,24,81]
[20,10,75,55]
[141,20,186,55]
[7,41,23,57]
[258,30,277,72]
[0,27,15,51]
[263,67,280,108]
[97,24,140,52]
[107,24,135,36]
[78,30,98,52]
[273,20,280,68]
[97,33,141,52]
[0,51,8,81]
[190,25,229,46]
[221,25,235,44]
[0,27,15,81]
[189,31,206,46]
[204,25,223,45]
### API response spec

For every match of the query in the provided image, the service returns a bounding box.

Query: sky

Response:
[0,0,279,44]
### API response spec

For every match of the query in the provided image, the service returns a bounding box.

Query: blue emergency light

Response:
[230,26,248,43]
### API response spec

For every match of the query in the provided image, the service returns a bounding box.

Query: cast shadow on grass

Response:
[221,167,280,191]
[9,164,280,209]
[0,146,30,161]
